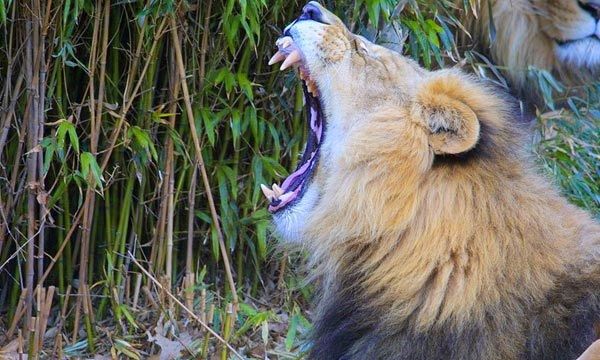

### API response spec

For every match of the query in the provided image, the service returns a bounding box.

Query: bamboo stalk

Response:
[0,71,24,162]
[169,14,239,313]
[93,0,110,151]
[200,288,207,325]
[52,285,70,356]
[198,0,212,100]
[7,288,28,339]
[0,0,18,161]
[164,43,181,292]
[165,145,175,291]
[33,287,43,354]
[201,303,215,357]
[72,0,106,348]
[184,165,198,309]
[132,273,142,309]
[36,286,55,351]
[36,0,51,302]
[24,0,41,339]
[18,330,24,360]
[142,285,159,310]
[220,303,234,360]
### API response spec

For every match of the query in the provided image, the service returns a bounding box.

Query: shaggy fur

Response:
[272,3,600,359]
[458,0,600,104]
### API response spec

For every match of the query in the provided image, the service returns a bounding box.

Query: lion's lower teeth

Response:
[261,183,286,202]
[272,184,284,197]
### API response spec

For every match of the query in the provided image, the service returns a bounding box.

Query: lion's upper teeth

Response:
[270,37,318,96]
[280,50,301,71]
[270,37,297,67]
[268,51,286,66]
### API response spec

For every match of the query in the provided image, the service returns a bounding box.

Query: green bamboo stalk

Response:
[111,170,135,316]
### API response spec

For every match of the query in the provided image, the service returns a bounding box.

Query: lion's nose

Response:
[299,2,323,22]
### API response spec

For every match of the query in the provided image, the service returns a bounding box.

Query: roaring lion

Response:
[265,2,600,359]
[459,0,600,104]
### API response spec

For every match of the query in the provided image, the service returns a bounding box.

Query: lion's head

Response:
[265,1,522,257]
[463,0,600,103]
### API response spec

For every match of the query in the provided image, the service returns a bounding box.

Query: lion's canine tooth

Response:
[272,184,284,197]
[280,50,301,71]
[260,184,276,201]
[269,51,286,65]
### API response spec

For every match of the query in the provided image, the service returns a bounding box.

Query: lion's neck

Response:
[315,165,577,329]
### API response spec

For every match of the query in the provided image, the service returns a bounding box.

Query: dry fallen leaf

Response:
[37,191,49,206]
[93,355,112,360]
[0,338,28,359]
[147,331,193,360]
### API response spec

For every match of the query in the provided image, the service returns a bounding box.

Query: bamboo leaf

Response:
[285,313,299,351]
[113,339,141,360]
[0,0,6,24]
[118,304,139,329]
[63,0,72,27]
[80,152,104,188]
[200,108,218,146]
[41,137,57,175]
[67,123,79,154]
[237,72,254,101]
[256,220,268,260]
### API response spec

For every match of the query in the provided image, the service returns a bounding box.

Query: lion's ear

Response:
[414,73,481,155]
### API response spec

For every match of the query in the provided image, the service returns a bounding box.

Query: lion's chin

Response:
[556,37,600,69]
[272,185,320,243]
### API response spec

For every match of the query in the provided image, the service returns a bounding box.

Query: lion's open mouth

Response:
[262,36,324,213]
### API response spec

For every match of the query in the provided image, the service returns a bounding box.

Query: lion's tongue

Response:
[281,151,317,191]
[263,98,322,213]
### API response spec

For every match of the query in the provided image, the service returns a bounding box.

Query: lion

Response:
[458,0,600,105]
[265,2,600,359]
